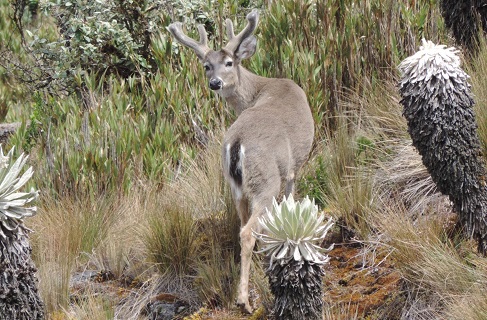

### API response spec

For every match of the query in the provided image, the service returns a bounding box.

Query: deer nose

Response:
[209,78,223,90]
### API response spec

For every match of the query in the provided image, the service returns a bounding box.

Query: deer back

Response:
[222,76,314,195]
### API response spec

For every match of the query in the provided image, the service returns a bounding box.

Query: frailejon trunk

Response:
[0,224,44,320]
[440,0,487,53]
[267,259,324,320]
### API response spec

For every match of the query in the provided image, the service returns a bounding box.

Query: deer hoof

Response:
[236,301,253,314]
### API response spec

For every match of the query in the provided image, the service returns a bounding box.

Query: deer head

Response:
[168,10,259,97]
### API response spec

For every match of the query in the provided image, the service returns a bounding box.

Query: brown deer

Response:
[168,9,314,313]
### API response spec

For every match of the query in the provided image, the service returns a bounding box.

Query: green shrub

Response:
[22,0,166,88]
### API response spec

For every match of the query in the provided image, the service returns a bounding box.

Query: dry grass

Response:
[313,80,407,239]
[29,196,111,312]
[467,40,487,156]
[367,196,487,319]
[63,294,115,320]
[144,202,199,277]
[306,49,487,319]
[375,144,450,217]
[323,303,360,320]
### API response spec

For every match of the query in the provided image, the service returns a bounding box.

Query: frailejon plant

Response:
[0,146,43,319]
[440,0,487,53]
[253,195,334,320]
[399,39,487,254]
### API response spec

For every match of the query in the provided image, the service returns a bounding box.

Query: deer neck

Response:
[224,66,271,115]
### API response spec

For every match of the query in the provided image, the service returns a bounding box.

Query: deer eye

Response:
[225,61,233,67]
[204,64,210,71]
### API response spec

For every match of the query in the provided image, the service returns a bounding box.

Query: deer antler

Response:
[168,22,210,59]
[224,9,259,54]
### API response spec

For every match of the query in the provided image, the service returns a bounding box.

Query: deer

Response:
[168,9,314,313]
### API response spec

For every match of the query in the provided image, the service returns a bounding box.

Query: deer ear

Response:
[235,35,257,62]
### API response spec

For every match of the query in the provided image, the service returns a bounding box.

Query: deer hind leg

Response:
[237,187,279,314]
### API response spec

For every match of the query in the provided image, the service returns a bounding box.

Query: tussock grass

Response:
[29,196,118,312]
[368,197,487,319]
[306,80,407,239]
[63,294,115,320]
[323,303,360,320]
[375,144,448,217]
[194,246,240,308]
[144,203,199,277]
[29,191,147,316]
[448,288,487,320]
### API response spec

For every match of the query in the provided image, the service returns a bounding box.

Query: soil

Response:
[69,238,403,320]
[323,243,402,319]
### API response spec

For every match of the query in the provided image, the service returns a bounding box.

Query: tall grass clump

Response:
[124,139,243,315]
[368,196,487,319]
[28,196,121,314]
[301,79,407,239]
[144,203,199,277]
[194,245,240,309]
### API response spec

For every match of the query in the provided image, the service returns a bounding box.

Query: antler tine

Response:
[168,22,210,59]
[225,18,235,40]
[224,9,259,53]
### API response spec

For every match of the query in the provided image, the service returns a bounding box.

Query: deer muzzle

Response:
[209,78,223,91]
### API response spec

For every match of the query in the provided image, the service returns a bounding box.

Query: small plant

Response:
[298,154,330,208]
[253,194,334,320]
[0,145,43,319]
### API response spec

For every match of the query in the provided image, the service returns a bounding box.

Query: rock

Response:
[145,293,189,320]
[0,122,23,144]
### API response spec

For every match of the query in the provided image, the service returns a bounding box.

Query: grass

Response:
[144,203,199,277]
[3,0,487,319]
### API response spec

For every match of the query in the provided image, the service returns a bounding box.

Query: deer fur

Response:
[168,9,314,313]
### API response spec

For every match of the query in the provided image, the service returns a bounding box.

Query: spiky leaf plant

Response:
[253,195,334,320]
[0,146,43,320]
[399,39,487,254]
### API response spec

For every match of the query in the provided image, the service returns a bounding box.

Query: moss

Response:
[183,307,209,320]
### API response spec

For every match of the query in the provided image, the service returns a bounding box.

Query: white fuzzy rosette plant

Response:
[253,194,334,320]
[0,146,44,320]
[0,147,39,236]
